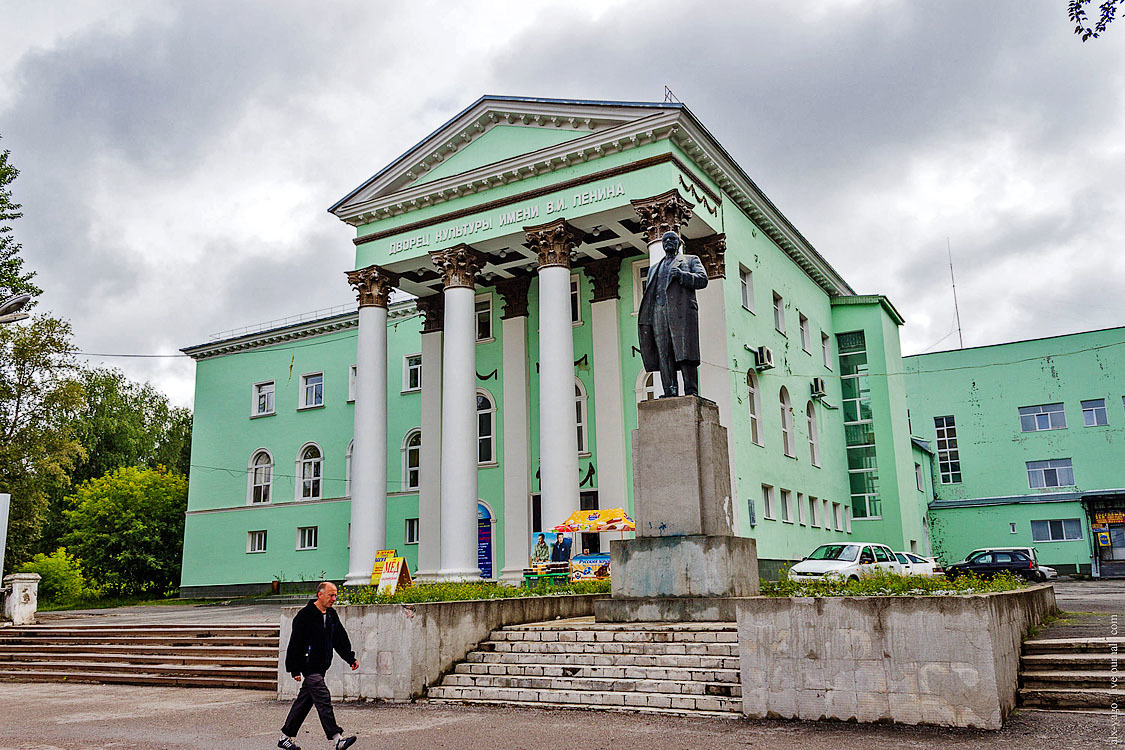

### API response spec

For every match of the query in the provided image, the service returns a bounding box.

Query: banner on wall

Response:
[1094,512,1125,524]
[1097,531,1112,547]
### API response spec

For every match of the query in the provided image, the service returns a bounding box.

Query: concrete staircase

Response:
[0,623,279,690]
[426,619,743,717]
[1019,636,1125,710]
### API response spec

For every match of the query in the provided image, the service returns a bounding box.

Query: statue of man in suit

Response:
[637,231,709,397]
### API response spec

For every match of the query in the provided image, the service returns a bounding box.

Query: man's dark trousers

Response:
[282,673,341,740]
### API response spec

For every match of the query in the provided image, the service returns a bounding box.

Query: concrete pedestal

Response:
[598,396,758,622]
[3,573,40,625]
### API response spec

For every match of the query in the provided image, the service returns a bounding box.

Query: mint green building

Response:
[903,327,1125,576]
[180,96,991,595]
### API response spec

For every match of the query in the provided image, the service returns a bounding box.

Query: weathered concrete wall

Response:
[278,594,604,702]
[736,585,1057,729]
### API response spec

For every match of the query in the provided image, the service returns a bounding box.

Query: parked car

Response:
[789,543,902,581]
[945,549,1041,581]
[893,552,944,577]
[959,546,1046,581]
[1039,565,1058,580]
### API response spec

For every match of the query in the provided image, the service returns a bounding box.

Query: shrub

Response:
[342,578,610,605]
[16,547,89,603]
[761,569,1027,597]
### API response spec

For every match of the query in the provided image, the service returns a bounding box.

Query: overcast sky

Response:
[2,1,1123,407]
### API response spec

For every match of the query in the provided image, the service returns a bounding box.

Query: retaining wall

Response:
[735,584,1057,729]
[278,594,604,702]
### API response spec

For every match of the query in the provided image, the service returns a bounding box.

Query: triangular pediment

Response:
[329,96,682,220]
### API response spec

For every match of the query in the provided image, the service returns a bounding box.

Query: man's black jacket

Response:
[284,601,356,677]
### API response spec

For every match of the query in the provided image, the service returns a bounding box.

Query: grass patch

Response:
[762,569,1029,597]
[342,579,611,605]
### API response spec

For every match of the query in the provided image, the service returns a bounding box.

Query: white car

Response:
[789,543,903,582]
[1039,565,1058,580]
[894,552,944,577]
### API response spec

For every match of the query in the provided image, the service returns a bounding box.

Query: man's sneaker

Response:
[335,737,356,750]
[278,737,301,750]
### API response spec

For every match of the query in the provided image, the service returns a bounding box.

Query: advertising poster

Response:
[377,556,411,595]
[569,553,610,582]
[370,548,396,583]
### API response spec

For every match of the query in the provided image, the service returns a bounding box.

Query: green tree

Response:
[16,547,88,603]
[1069,0,1119,40]
[62,466,188,596]
[0,138,42,301]
[0,315,84,573]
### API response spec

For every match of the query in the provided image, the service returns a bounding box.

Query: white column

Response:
[499,313,531,583]
[416,326,443,581]
[538,264,580,532]
[344,267,392,587]
[590,297,627,508]
[438,285,479,580]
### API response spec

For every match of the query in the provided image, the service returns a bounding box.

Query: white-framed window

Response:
[915,462,925,492]
[248,450,272,505]
[845,507,852,534]
[747,370,762,445]
[632,259,650,313]
[348,365,357,402]
[1010,522,1018,534]
[297,443,322,500]
[299,372,324,409]
[806,401,820,466]
[477,389,496,464]
[344,440,353,498]
[780,488,793,523]
[247,530,267,553]
[475,294,493,342]
[252,381,275,417]
[780,386,795,458]
[570,274,582,325]
[799,313,811,352]
[1031,519,1083,542]
[1019,403,1066,432]
[297,526,318,551]
[934,415,962,483]
[405,517,420,545]
[772,292,785,334]
[402,429,421,490]
[822,498,830,531]
[575,378,589,455]
[808,495,819,528]
[402,354,422,392]
[833,502,844,531]
[1082,398,1108,427]
[797,492,807,525]
[1027,458,1075,489]
[739,265,754,312]
[821,332,832,369]
[637,370,658,403]
[762,484,775,520]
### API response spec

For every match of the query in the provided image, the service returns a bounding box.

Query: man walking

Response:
[279,582,358,750]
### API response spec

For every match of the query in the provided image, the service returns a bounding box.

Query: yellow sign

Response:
[370,549,397,584]
[1097,531,1112,547]
[1095,512,1125,524]
[377,557,412,595]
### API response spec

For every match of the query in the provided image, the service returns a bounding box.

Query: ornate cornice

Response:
[430,244,484,289]
[496,276,532,319]
[631,188,694,244]
[346,264,398,308]
[583,256,622,303]
[415,294,444,333]
[524,218,585,269]
[686,233,727,280]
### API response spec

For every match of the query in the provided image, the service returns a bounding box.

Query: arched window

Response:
[248,450,272,505]
[575,378,589,454]
[779,387,795,458]
[297,443,322,500]
[636,371,658,403]
[477,389,496,464]
[747,370,762,445]
[807,401,820,466]
[344,440,354,498]
[402,429,422,490]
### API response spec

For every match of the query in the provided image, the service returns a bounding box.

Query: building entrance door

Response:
[1092,504,1125,577]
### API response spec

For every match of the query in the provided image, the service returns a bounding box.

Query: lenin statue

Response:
[637,231,708,397]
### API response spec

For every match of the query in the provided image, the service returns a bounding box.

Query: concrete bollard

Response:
[3,573,41,625]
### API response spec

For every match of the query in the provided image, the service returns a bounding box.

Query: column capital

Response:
[524,218,586,270]
[496,276,532,319]
[630,188,694,244]
[686,233,727,280]
[346,264,397,308]
[415,294,444,333]
[430,244,484,289]
[583,256,622,303]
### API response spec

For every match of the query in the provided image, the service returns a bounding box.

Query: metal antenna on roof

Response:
[948,237,964,349]
[663,86,681,104]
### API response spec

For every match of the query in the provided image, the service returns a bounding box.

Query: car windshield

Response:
[807,544,859,562]
[895,553,909,564]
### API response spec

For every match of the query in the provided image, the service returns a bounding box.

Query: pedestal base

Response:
[609,534,760,599]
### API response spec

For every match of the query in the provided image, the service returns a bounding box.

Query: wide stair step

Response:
[1018,636,1123,711]
[0,623,278,691]
[427,620,742,717]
